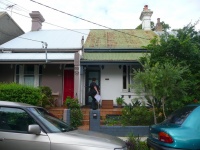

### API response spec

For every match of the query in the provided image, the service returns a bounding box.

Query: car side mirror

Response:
[28,124,41,135]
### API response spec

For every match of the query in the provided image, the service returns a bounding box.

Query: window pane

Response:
[39,65,43,74]
[16,65,19,74]
[0,107,36,132]
[24,75,34,86]
[123,65,127,89]
[24,65,34,74]
[16,75,19,83]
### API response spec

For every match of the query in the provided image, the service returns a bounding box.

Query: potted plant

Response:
[116,97,124,107]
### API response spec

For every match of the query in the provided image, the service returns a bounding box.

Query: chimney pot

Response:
[29,11,45,31]
[140,5,153,30]
[155,18,163,31]
[144,5,148,10]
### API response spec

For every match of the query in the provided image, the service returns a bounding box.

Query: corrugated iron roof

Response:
[82,53,146,61]
[1,29,90,49]
[0,11,24,45]
[0,53,74,61]
[0,12,4,16]
[84,29,157,49]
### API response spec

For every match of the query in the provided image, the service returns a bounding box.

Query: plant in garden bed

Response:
[125,133,148,150]
[104,115,122,126]
[39,86,54,108]
[121,99,154,126]
[64,96,83,128]
[116,97,125,107]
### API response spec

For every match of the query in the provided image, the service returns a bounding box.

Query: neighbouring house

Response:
[0,11,89,106]
[0,5,161,107]
[0,11,24,45]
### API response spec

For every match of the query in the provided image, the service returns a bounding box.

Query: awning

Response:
[0,53,74,63]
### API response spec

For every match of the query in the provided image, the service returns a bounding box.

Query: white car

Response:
[0,101,127,150]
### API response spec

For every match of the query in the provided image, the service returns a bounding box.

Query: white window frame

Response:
[15,65,41,87]
[122,65,137,92]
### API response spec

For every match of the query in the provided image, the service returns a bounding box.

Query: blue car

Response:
[147,104,200,150]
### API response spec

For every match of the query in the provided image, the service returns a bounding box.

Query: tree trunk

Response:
[150,97,157,124]
[162,97,167,119]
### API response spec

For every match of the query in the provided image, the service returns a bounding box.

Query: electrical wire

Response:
[0,29,45,44]
[1,0,151,40]
[0,1,152,46]
[30,0,151,40]
[2,0,30,12]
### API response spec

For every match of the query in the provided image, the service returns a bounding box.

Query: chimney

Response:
[155,18,163,31]
[29,11,45,31]
[139,5,153,30]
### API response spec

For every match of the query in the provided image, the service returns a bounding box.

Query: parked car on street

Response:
[0,100,127,150]
[147,104,200,150]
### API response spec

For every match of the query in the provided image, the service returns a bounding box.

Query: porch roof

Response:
[82,52,146,61]
[0,53,74,63]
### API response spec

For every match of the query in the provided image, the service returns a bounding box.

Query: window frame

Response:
[15,64,42,87]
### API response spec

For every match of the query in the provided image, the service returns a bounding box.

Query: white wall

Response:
[100,65,122,105]
[100,65,145,106]
[80,65,146,106]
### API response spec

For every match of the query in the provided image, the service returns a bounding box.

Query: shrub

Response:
[64,96,83,128]
[65,96,80,109]
[116,97,125,106]
[125,133,149,150]
[0,83,42,105]
[104,115,122,126]
[39,86,54,107]
[121,106,154,126]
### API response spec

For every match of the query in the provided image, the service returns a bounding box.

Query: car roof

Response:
[187,104,200,107]
[0,100,36,107]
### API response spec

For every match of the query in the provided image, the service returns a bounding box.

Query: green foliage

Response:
[125,133,149,150]
[123,99,142,109]
[104,115,122,126]
[65,96,80,109]
[64,96,83,128]
[0,83,42,105]
[145,23,200,104]
[121,105,154,126]
[70,109,83,128]
[132,60,189,123]
[39,86,54,107]
[133,22,200,123]
[116,97,125,105]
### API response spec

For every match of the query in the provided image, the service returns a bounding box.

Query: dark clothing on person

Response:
[88,80,99,110]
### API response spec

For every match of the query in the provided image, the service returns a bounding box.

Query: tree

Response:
[132,60,189,124]
[144,22,200,107]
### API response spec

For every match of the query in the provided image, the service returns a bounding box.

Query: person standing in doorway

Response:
[89,78,99,110]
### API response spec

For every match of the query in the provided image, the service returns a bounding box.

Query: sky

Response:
[0,0,200,33]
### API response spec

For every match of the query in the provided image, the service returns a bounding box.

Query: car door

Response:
[0,107,50,150]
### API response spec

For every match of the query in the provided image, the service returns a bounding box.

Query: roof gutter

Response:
[0,48,82,53]
[84,48,150,53]
[81,60,140,65]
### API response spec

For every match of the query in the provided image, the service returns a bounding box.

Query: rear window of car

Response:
[163,106,197,125]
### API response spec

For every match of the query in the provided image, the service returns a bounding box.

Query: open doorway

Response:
[85,69,100,106]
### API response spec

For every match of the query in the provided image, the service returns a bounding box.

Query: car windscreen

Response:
[162,106,197,125]
[28,107,74,133]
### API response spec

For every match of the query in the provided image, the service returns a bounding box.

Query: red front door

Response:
[63,70,74,102]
